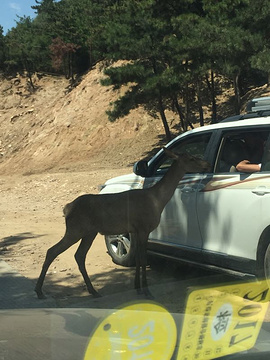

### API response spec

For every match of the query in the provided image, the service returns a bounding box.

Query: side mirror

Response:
[133,160,149,177]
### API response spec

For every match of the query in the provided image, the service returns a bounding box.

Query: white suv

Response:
[100,97,270,283]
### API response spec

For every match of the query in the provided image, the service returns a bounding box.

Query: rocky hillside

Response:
[0,63,270,175]
[0,63,165,175]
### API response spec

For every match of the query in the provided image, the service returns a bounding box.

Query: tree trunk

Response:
[24,58,35,91]
[67,51,74,81]
[233,72,241,114]
[151,57,171,141]
[173,96,194,131]
[173,96,187,131]
[196,81,204,127]
[209,70,217,123]
[158,94,171,142]
[183,84,194,130]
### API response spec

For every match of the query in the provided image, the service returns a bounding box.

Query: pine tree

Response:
[0,26,5,71]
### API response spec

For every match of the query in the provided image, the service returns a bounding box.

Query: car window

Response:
[215,129,270,173]
[154,133,212,175]
[261,135,270,171]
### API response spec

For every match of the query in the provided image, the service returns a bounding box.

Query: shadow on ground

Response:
[0,233,244,313]
[0,232,45,249]
[30,259,242,313]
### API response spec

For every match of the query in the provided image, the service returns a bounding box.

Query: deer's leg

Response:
[74,232,100,297]
[35,231,81,299]
[140,238,148,289]
[133,232,152,297]
[140,235,153,298]
[133,233,141,293]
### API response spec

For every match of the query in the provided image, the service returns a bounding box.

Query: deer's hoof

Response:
[136,288,144,296]
[143,288,154,299]
[92,291,102,298]
[35,290,47,300]
[145,292,154,300]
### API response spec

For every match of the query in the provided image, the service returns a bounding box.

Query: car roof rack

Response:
[220,97,270,123]
[246,96,270,113]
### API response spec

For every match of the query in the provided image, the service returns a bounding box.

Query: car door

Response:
[197,127,270,266]
[147,131,213,249]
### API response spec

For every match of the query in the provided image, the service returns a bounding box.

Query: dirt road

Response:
[0,168,177,309]
[0,167,253,314]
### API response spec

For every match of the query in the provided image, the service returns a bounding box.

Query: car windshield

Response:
[2,136,270,360]
[1,2,270,358]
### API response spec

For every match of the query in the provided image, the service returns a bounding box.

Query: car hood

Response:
[101,172,145,193]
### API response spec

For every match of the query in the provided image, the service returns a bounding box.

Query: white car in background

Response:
[100,97,270,283]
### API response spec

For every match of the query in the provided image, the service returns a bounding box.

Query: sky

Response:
[0,0,38,34]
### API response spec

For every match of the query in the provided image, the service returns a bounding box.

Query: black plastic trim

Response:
[220,111,270,123]
[147,241,256,276]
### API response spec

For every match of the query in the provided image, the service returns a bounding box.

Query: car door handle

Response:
[252,186,270,196]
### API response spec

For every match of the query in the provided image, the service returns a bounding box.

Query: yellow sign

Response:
[84,302,177,360]
[176,281,270,360]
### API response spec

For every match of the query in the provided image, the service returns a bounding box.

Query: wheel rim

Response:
[107,234,130,259]
[264,245,270,287]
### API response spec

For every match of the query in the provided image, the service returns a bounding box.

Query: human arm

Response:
[236,160,261,173]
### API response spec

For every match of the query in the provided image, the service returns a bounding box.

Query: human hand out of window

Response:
[236,160,261,173]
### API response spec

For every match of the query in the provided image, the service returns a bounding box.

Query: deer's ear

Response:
[163,147,179,160]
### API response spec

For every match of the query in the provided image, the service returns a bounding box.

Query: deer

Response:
[35,148,210,299]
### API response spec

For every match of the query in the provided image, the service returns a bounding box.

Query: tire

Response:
[263,243,270,287]
[257,241,270,288]
[105,233,136,267]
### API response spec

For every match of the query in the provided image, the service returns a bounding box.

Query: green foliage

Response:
[5,17,39,74]
[1,0,270,136]
[251,48,270,76]
[101,0,187,138]
[0,26,5,71]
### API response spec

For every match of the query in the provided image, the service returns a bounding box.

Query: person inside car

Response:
[236,133,265,173]
[236,160,261,172]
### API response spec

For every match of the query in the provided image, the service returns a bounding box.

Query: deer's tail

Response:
[63,202,73,218]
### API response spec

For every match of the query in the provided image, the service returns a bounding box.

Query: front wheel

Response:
[257,241,270,288]
[263,243,270,287]
[105,234,136,267]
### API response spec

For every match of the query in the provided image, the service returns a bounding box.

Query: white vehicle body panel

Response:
[197,173,267,260]
[100,173,144,194]
[100,108,270,275]
[148,174,205,248]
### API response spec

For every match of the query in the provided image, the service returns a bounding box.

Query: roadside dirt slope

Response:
[1,63,270,175]
[0,63,167,175]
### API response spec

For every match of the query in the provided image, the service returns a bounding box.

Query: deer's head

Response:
[163,147,211,173]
